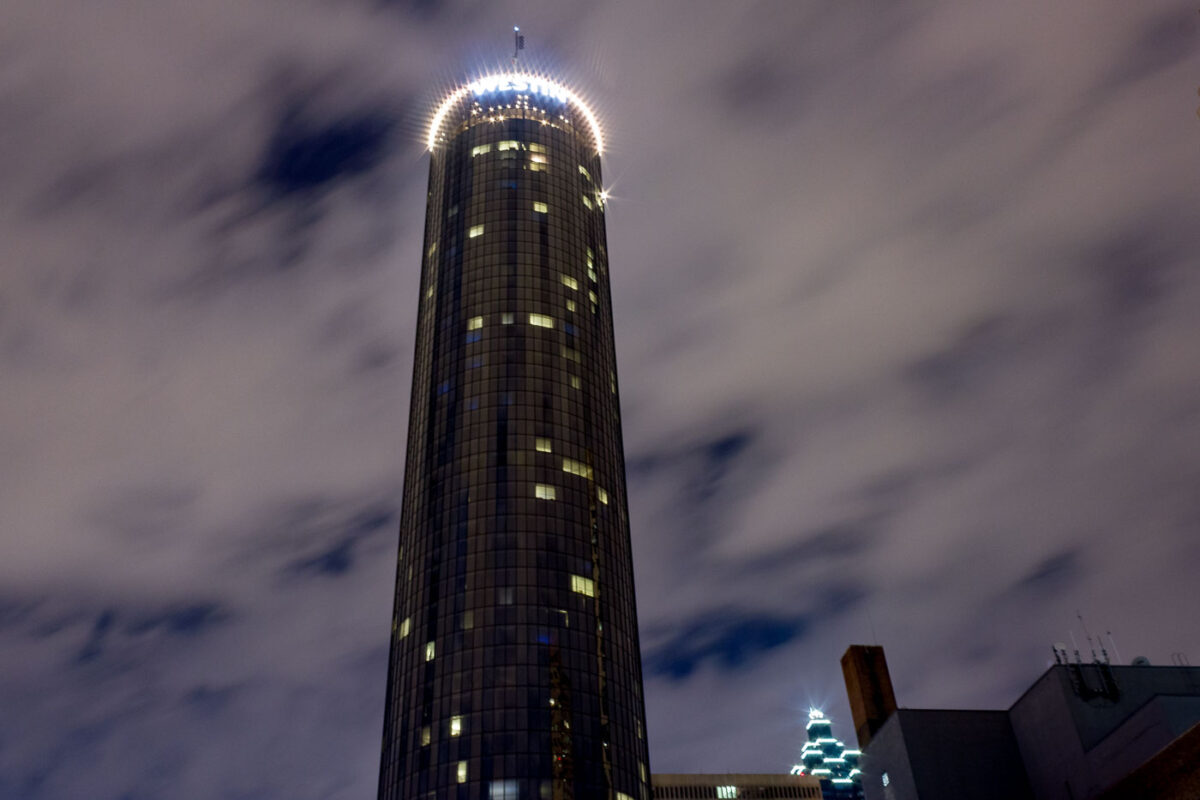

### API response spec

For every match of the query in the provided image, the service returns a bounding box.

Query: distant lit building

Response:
[792,709,863,799]
[841,645,1200,800]
[652,773,822,799]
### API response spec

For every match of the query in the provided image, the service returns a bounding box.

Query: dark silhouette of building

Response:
[841,645,1200,800]
[841,646,897,750]
[377,73,650,800]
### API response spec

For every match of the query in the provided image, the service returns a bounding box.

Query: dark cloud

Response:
[1014,549,1083,594]
[1110,5,1198,86]
[645,610,810,681]
[257,105,395,197]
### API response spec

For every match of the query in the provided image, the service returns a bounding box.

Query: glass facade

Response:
[378,79,650,800]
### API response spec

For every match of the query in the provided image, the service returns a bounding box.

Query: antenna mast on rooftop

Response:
[512,26,525,67]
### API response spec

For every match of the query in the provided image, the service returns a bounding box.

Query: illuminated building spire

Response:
[791,709,863,800]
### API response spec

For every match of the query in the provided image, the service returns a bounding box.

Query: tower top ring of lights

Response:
[427,72,604,153]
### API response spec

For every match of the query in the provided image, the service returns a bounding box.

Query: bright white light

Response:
[428,72,604,152]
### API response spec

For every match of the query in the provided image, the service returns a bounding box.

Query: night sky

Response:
[3,2,1200,798]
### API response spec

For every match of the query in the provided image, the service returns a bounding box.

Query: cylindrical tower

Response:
[378,73,650,800]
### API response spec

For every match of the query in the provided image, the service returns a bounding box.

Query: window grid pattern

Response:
[379,91,649,800]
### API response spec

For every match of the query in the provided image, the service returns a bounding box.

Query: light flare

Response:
[427,72,604,153]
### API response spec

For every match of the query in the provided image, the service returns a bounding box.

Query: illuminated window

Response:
[597,487,609,505]
[501,312,514,324]
[589,290,598,305]
[578,165,591,180]
[529,160,546,172]
[588,268,597,282]
[530,154,548,165]
[560,274,578,290]
[497,140,522,151]
[529,143,546,153]
[617,794,634,800]
[457,761,468,783]
[450,716,462,736]
[462,610,474,630]
[425,641,436,661]
[639,762,646,781]
[529,313,554,328]
[421,726,431,746]
[565,299,576,312]
[467,316,484,330]
[581,194,593,209]
[535,484,556,501]
[535,438,552,453]
[468,225,484,238]
[571,575,595,597]
[717,787,737,799]
[533,201,548,213]
[562,458,593,479]
[569,375,581,390]
[587,247,594,264]
[398,617,411,639]
[491,780,519,799]
[471,143,492,156]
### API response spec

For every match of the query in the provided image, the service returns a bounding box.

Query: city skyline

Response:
[1,2,1199,798]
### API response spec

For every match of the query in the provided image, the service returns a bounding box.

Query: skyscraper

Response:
[377,73,651,800]
[792,709,863,800]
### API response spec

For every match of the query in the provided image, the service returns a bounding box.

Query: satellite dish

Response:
[1131,656,1151,666]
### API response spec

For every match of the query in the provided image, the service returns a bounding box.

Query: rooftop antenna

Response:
[1106,630,1123,665]
[511,26,525,67]
[1078,611,1100,663]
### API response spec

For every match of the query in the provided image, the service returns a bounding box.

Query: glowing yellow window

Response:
[529,143,546,153]
[497,140,521,151]
[421,726,431,746]
[569,375,581,390]
[457,761,468,783]
[565,299,576,312]
[589,291,598,305]
[529,313,554,328]
[562,458,593,479]
[530,153,548,165]
[578,165,591,180]
[467,316,484,330]
[581,194,593,209]
[533,201,548,213]
[588,268,597,282]
[471,144,492,156]
[501,312,514,324]
[597,487,609,505]
[571,575,595,597]
[450,716,462,736]
[461,610,474,630]
[535,484,556,501]
[561,274,578,290]
[425,641,436,661]
[468,225,484,238]
[535,438,552,453]
[398,617,411,639]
